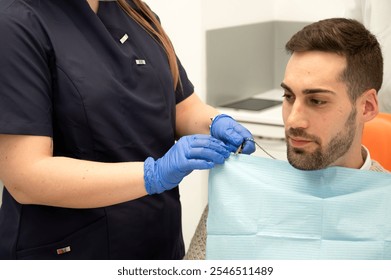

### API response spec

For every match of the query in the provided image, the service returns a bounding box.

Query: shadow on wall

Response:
[206,21,309,107]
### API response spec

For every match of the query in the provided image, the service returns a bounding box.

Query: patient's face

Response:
[281,51,359,170]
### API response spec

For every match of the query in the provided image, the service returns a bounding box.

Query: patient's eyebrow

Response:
[303,88,336,95]
[280,82,336,95]
[280,82,293,93]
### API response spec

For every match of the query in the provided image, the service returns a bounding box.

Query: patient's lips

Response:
[289,137,313,148]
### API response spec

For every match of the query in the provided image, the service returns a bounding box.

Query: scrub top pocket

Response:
[16,217,109,260]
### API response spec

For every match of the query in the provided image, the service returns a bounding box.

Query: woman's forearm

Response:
[0,135,147,208]
[175,93,220,137]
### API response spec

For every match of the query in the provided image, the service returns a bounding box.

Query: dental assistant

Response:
[0,0,255,259]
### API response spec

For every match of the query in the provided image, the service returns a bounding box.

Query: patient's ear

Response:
[359,89,379,122]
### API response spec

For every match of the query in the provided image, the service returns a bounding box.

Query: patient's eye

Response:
[282,92,295,103]
[309,98,327,106]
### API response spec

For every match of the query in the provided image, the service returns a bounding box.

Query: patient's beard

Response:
[286,107,357,170]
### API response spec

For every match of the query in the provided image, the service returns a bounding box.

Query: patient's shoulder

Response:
[370,160,390,173]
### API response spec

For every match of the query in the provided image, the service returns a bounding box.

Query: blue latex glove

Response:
[210,114,256,154]
[144,134,230,195]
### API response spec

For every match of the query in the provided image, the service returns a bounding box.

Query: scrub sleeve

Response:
[0,0,194,259]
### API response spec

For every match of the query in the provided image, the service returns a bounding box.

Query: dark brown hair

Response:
[117,0,180,90]
[286,18,383,102]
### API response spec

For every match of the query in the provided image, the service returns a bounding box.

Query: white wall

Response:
[146,0,205,96]
[205,0,347,30]
[273,0,346,21]
[204,0,274,29]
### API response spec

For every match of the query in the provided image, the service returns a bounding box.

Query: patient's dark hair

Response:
[286,18,383,102]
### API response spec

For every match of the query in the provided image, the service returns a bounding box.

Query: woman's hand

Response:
[144,134,230,194]
[210,114,256,154]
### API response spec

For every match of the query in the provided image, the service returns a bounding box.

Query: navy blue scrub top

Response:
[0,0,194,259]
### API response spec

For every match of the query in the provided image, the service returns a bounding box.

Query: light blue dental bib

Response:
[206,155,391,259]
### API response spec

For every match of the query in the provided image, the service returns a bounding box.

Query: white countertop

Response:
[217,88,285,139]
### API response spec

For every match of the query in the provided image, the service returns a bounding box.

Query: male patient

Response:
[185,18,389,259]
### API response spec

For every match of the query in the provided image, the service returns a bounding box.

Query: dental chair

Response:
[362,112,391,171]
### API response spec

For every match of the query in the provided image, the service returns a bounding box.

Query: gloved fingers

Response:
[210,114,255,153]
[144,134,232,195]
[230,125,256,154]
[172,135,230,174]
[220,129,244,148]
[187,147,228,165]
[183,158,216,171]
[225,141,243,154]
[240,139,256,154]
[218,128,252,153]
[183,135,230,167]
[189,135,230,158]
[210,115,234,138]
[210,125,243,153]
